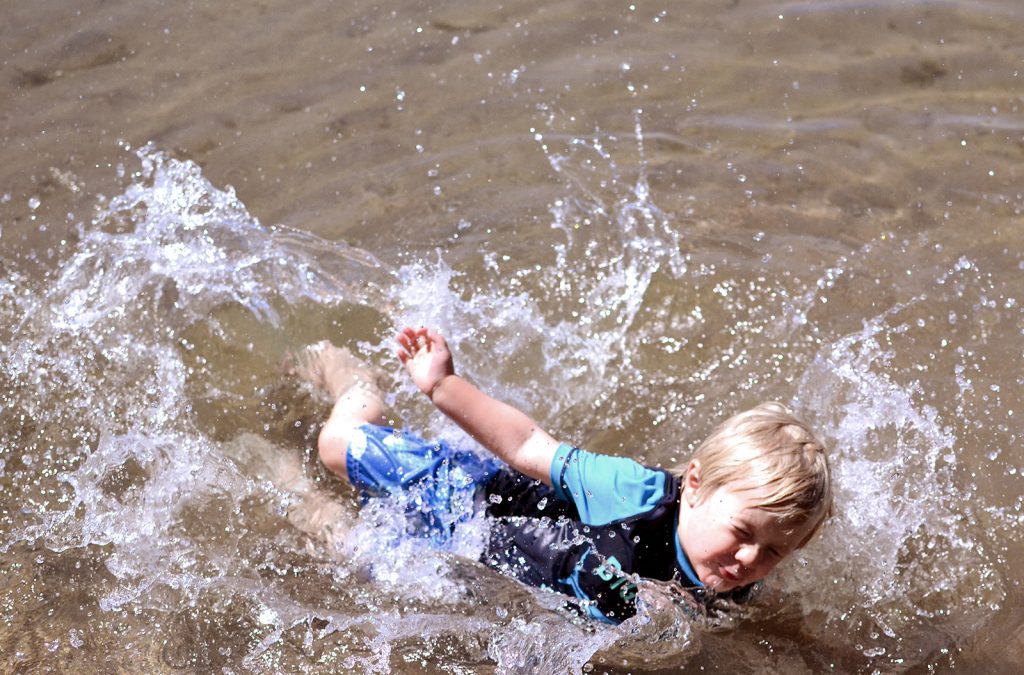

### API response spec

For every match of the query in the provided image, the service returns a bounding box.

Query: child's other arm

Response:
[396,327,559,484]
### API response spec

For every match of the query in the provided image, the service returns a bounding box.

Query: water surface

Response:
[2,0,1023,672]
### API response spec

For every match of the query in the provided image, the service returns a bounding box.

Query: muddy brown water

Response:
[2,0,1023,672]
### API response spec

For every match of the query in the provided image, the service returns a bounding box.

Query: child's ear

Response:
[683,460,702,507]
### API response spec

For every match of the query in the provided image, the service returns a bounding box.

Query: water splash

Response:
[2,127,1020,672]
[0,144,397,665]
[383,115,689,444]
[775,241,1018,665]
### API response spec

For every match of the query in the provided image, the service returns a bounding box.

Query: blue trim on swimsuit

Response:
[673,514,704,587]
[559,548,616,624]
[550,444,573,502]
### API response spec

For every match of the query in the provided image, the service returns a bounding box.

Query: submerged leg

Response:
[291,341,387,482]
[226,432,351,551]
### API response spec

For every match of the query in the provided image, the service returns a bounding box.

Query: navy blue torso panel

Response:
[479,445,753,623]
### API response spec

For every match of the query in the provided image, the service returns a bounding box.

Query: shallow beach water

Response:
[2,0,1023,672]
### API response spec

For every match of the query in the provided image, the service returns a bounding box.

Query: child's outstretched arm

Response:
[396,326,560,484]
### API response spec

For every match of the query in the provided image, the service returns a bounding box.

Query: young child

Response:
[296,327,832,624]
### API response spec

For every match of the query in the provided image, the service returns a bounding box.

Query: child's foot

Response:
[290,341,385,403]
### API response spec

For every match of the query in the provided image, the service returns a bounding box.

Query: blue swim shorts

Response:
[345,424,502,542]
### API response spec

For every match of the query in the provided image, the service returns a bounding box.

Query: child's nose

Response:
[736,544,761,567]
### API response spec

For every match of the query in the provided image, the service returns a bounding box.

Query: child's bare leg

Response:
[229,432,351,551]
[292,341,387,481]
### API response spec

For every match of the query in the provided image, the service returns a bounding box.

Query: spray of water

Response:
[771,239,1020,666]
[0,144,405,669]
[2,127,1020,672]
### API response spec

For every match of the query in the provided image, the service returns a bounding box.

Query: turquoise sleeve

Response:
[549,444,667,526]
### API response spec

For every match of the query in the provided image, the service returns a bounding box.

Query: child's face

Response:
[678,466,816,592]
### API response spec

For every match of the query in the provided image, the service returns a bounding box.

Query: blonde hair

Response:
[675,402,833,546]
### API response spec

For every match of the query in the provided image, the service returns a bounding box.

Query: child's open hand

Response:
[395,327,455,398]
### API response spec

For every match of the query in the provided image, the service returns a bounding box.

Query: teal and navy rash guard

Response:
[480,445,754,623]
